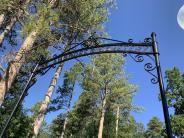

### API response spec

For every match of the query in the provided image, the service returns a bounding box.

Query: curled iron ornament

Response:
[128,39,133,43]
[129,54,144,62]
[144,38,152,43]
[123,53,128,57]
[129,54,158,84]
[144,63,158,84]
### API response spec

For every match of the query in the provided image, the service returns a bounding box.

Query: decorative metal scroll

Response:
[37,36,159,84]
[128,54,158,84]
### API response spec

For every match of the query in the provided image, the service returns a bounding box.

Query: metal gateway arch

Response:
[0,32,173,138]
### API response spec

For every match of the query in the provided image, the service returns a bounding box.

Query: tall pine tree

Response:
[31,0,116,137]
[165,67,184,137]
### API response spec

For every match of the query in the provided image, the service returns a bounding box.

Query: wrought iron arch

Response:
[0,33,174,138]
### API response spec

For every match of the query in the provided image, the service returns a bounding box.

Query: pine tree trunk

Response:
[98,96,107,138]
[0,0,56,106]
[0,14,5,27]
[0,17,17,45]
[60,110,69,138]
[115,106,120,138]
[32,63,63,138]
[60,91,73,138]
[0,30,38,106]
[0,0,32,45]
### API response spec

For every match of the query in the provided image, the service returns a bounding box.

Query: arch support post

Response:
[0,61,40,138]
[151,32,173,138]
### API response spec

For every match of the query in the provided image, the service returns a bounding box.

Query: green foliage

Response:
[171,114,184,137]
[55,0,116,43]
[29,102,42,119]
[145,117,166,138]
[165,67,184,137]
[50,96,145,138]
[25,39,51,63]
[0,0,18,13]
[0,43,51,137]
[49,62,83,112]
[0,64,35,137]
[22,0,116,44]
[50,91,100,138]
[82,54,140,112]
[118,115,145,138]
[2,110,32,138]
[165,67,184,115]
[63,62,84,85]
[49,114,66,138]
[37,121,50,138]
[49,54,141,137]
[26,102,51,137]
[23,3,59,37]
[103,111,116,138]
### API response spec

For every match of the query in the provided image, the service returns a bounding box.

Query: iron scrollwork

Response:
[144,63,158,84]
[129,54,158,84]
[38,36,159,85]
[129,54,144,62]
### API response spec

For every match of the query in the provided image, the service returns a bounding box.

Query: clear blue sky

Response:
[24,0,184,127]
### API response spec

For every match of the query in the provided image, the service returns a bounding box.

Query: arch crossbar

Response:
[38,37,155,72]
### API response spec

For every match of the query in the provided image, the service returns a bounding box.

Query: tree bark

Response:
[60,91,73,138]
[0,0,57,106]
[0,0,32,45]
[0,17,17,45]
[0,14,5,27]
[60,109,69,138]
[32,63,63,138]
[115,106,120,138]
[0,30,38,106]
[98,95,107,138]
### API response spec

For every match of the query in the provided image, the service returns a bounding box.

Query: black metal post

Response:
[151,32,173,138]
[0,62,40,138]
